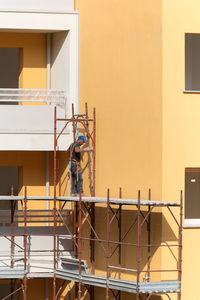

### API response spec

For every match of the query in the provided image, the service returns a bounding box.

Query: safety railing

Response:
[0,88,66,106]
[0,209,70,225]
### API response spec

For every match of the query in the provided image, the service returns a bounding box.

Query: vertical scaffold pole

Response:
[72,103,78,298]
[92,107,96,198]
[85,103,92,196]
[90,108,96,275]
[89,107,96,299]
[24,186,27,300]
[78,191,82,300]
[53,106,57,300]
[178,191,183,300]
[10,185,14,300]
[75,200,78,300]
[106,189,110,300]
[72,104,76,142]
[85,104,95,299]
[136,190,141,300]
[147,189,151,281]
[118,188,122,300]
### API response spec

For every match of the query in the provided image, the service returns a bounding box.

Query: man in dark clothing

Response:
[68,135,88,196]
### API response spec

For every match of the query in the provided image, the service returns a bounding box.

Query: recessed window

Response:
[0,166,18,210]
[0,48,19,89]
[0,48,19,105]
[185,168,200,227]
[185,34,200,91]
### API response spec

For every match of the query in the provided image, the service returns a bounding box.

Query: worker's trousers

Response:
[70,161,83,194]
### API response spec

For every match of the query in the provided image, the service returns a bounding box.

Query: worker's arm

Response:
[75,146,91,153]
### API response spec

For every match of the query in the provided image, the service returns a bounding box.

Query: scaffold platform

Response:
[0,195,180,207]
[56,258,180,294]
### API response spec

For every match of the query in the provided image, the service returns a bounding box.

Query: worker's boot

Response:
[71,193,77,197]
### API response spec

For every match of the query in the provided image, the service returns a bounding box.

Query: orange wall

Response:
[76,0,162,201]
[74,0,163,299]
[0,32,46,89]
[0,33,64,300]
[162,0,200,299]
[0,5,164,297]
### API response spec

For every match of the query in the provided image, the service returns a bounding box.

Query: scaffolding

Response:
[53,103,96,300]
[53,104,183,300]
[0,104,183,300]
[55,192,182,300]
[0,192,183,300]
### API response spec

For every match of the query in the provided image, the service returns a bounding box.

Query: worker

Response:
[68,135,89,196]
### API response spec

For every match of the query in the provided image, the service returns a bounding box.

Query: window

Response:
[185,168,200,227]
[0,166,18,208]
[185,34,200,91]
[0,166,19,227]
[0,48,19,105]
[0,283,18,300]
[0,48,19,89]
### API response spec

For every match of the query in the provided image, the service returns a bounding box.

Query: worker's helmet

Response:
[78,135,86,142]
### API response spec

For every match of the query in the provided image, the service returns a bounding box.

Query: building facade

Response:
[0,0,198,299]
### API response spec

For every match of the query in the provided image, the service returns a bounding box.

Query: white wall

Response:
[0,227,73,275]
[52,32,71,117]
[0,106,70,150]
[0,0,74,12]
[51,29,79,125]
[0,12,79,116]
[0,12,78,150]
[0,11,78,32]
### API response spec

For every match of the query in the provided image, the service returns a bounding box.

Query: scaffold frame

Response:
[54,103,96,300]
[0,104,183,300]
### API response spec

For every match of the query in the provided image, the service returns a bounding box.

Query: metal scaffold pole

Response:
[106,189,110,300]
[53,106,57,300]
[72,104,76,142]
[178,190,183,300]
[78,191,82,300]
[136,190,141,300]
[92,107,96,198]
[147,188,151,282]
[118,188,122,283]
[90,107,96,299]
[10,185,14,300]
[23,186,27,300]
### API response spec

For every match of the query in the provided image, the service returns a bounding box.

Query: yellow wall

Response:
[0,33,69,300]
[162,1,200,299]
[0,151,47,211]
[76,0,162,200]
[75,0,163,299]
[0,32,47,89]
[0,2,188,298]
[0,32,48,211]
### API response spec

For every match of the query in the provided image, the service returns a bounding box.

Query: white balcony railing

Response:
[0,88,66,106]
[0,89,68,150]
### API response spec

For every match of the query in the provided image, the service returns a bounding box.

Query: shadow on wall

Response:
[93,207,163,279]
[53,151,69,197]
[70,205,178,282]
[51,31,68,66]
[161,213,179,242]
[60,206,177,299]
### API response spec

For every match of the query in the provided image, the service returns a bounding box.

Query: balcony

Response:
[0,88,71,151]
[0,0,74,12]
